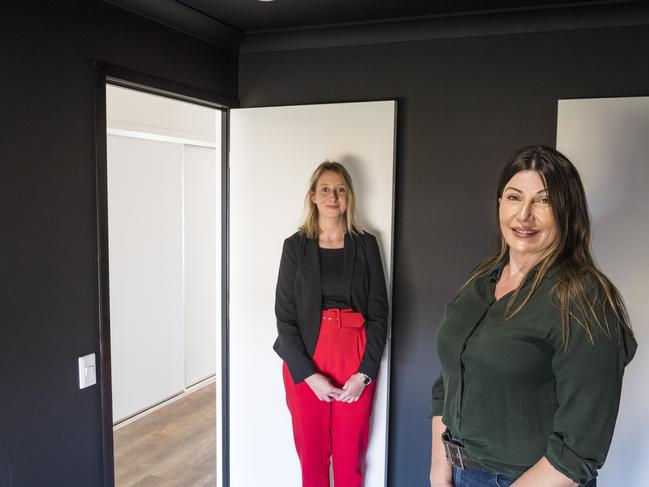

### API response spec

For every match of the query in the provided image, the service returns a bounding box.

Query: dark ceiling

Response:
[105,0,648,51]
[180,0,633,32]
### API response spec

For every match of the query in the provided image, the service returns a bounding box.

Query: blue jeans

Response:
[453,466,597,487]
[453,465,516,487]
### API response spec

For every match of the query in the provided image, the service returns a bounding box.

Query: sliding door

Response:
[107,135,185,421]
[106,85,221,423]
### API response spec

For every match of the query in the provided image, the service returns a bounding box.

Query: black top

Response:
[430,262,636,484]
[319,247,349,309]
[274,232,388,383]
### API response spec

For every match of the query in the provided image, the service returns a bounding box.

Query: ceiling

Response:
[106,0,648,51]
[178,0,633,32]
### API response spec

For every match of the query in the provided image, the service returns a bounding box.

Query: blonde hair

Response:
[298,161,364,239]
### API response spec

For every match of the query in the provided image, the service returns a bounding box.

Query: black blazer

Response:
[274,231,389,383]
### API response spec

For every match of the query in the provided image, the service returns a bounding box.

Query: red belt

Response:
[320,308,365,329]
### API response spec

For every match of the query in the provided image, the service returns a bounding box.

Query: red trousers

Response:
[283,308,376,487]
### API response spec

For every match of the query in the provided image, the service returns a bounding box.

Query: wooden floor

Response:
[114,382,216,487]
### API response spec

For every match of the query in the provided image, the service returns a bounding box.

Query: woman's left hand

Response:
[337,373,366,402]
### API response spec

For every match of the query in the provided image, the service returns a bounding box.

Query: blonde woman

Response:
[274,161,388,487]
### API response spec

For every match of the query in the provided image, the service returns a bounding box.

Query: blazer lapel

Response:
[303,237,322,307]
[342,233,356,304]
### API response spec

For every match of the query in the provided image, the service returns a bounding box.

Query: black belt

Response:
[441,430,490,472]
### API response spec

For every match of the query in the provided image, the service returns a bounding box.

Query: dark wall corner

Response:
[1,1,238,485]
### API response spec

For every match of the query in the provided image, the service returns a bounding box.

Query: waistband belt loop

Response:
[324,308,340,328]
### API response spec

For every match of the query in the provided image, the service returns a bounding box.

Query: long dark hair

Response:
[465,145,632,346]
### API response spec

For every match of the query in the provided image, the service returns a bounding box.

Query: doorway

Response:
[95,66,232,487]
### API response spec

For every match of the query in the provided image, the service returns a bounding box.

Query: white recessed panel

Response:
[230,101,396,487]
[557,97,649,486]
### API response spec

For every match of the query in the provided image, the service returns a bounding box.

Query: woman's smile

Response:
[510,226,540,238]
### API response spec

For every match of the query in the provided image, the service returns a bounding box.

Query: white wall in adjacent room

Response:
[557,96,649,486]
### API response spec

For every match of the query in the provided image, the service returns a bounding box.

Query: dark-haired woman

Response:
[429,146,636,487]
[275,161,388,487]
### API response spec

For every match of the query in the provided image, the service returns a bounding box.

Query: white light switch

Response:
[78,353,97,389]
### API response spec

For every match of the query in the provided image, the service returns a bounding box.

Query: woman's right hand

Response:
[304,373,343,402]
[430,416,453,487]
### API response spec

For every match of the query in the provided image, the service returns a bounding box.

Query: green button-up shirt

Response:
[431,263,636,484]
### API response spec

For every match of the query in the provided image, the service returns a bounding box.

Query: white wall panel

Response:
[184,144,220,386]
[557,97,649,486]
[107,135,185,422]
[230,101,396,487]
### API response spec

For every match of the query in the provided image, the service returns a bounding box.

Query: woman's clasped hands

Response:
[304,372,367,403]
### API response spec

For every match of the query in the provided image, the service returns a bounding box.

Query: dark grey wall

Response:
[239,25,649,487]
[0,2,236,485]
[3,1,649,484]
